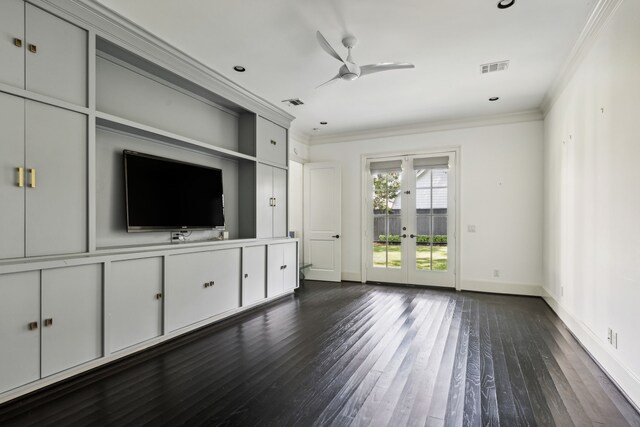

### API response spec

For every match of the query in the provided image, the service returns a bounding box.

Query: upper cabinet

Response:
[0,93,87,259]
[256,117,288,167]
[0,1,87,106]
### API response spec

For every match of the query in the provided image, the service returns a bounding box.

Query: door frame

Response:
[360,146,462,290]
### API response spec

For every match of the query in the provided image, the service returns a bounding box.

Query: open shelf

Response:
[96,111,257,162]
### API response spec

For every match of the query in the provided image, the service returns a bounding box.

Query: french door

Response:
[365,153,456,288]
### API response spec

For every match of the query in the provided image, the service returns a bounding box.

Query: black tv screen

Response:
[123,150,225,232]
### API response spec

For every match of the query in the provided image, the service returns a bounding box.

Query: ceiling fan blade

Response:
[316,31,345,64]
[316,74,341,88]
[316,31,357,74]
[360,63,415,76]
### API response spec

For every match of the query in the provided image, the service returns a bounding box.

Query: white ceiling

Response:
[94,0,597,142]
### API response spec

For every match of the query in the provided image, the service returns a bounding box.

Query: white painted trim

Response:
[460,279,541,297]
[308,110,542,145]
[289,128,311,145]
[542,288,640,410]
[359,146,462,290]
[540,0,623,116]
[341,272,361,282]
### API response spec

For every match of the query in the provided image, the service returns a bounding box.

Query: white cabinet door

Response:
[110,257,163,353]
[242,245,266,306]
[282,243,298,291]
[256,163,274,238]
[166,249,241,332]
[0,271,40,393]
[256,117,287,167]
[272,167,288,238]
[25,4,87,106]
[267,244,284,297]
[41,264,102,377]
[25,101,87,257]
[0,92,25,259]
[0,0,24,89]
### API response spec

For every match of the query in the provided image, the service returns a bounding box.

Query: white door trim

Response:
[360,146,462,290]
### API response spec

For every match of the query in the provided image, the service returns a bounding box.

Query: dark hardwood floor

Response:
[1,281,639,426]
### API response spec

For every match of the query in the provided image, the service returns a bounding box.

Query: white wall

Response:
[309,120,544,294]
[543,0,640,407]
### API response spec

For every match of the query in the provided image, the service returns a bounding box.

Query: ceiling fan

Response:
[316,30,415,88]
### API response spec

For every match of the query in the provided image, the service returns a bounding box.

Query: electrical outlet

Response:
[607,328,613,344]
[467,225,476,233]
[493,269,500,278]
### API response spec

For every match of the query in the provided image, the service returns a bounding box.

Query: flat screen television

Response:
[123,150,225,232]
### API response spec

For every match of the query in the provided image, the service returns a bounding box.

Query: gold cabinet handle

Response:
[14,38,23,48]
[43,318,53,327]
[28,44,37,53]
[29,168,36,188]
[28,321,38,331]
[273,197,276,207]
[17,167,24,187]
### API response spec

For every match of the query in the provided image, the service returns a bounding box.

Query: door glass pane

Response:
[372,171,402,269]
[414,166,448,271]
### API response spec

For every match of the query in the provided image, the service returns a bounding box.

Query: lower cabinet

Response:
[242,245,266,306]
[267,242,298,297]
[166,249,241,332]
[0,264,102,393]
[0,271,40,394]
[109,257,163,353]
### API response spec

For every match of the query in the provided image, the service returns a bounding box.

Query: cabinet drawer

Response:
[256,117,287,167]
[166,249,241,332]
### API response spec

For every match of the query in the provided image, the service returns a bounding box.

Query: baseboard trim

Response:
[341,271,362,282]
[460,279,541,296]
[542,288,640,411]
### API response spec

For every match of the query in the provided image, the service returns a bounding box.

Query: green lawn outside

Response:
[373,243,448,271]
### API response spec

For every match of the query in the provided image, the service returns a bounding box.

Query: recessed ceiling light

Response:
[320,121,328,125]
[497,0,515,9]
[233,65,246,72]
[489,97,500,101]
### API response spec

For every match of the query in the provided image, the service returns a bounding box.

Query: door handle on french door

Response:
[410,234,416,238]
[401,234,407,238]
[331,234,340,238]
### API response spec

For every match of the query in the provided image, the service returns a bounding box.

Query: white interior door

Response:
[366,153,456,288]
[304,163,341,282]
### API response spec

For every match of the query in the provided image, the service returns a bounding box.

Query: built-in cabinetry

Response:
[166,249,241,332]
[0,0,296,404]
[268,243,298,297]
[242,245,267,305]
[0,0,87,106]
[0,264,102,394]
[0,94,87,259]
[109,257,163,353]
[257,164,288,238]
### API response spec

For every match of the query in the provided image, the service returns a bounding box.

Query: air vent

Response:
[480,61,509,74]
[282,98,304,106]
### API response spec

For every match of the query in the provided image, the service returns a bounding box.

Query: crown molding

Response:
[288,128,311,145]
[540,0,623,117]
[305,110,543,146]
[37,0,295,128]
